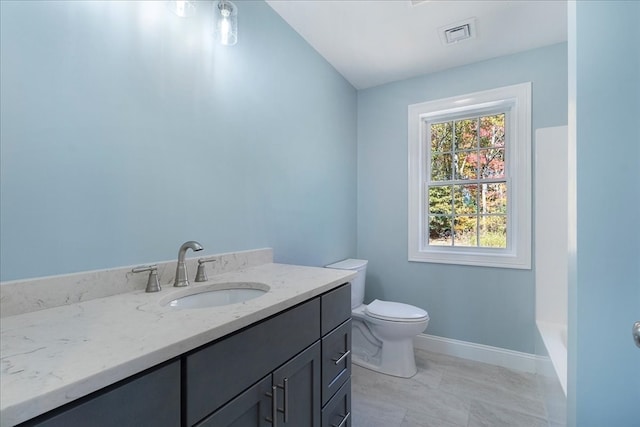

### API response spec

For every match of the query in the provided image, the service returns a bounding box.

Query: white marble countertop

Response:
[0,263,355,426]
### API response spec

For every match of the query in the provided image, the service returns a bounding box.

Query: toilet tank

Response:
[326,259,368,309]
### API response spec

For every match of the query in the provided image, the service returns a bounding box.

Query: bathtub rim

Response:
[536,320,567,396]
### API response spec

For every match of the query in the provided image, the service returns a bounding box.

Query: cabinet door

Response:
[195,376,272,427]
[272,341,321,427]
[20,361,180,427]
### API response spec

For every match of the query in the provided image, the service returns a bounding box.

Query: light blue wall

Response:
[569,2,640,425]
[0,1,357,281]
[357,43,568,353]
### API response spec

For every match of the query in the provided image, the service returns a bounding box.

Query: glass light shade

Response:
[167,0,196,18]
[214,0,238,46]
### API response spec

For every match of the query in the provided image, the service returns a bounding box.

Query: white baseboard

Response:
[414,333,541,374]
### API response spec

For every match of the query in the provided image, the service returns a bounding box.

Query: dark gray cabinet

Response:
[195,342,322,427]
[320,284,351,336]
[19,361,181,427]
[321,379,351,427]
[272,342,321,427]
[321,319,351,406]
[187,284,351,427]
[185,299,321,425]
[18,283,351,427]
[194,376,273,427]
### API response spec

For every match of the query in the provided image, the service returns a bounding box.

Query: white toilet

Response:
[326,259,429,378]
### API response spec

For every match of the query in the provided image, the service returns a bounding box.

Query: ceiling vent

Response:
[439,18,477,45]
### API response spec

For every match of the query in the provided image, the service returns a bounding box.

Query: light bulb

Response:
[220,16,231,45]
[214,1,237,46]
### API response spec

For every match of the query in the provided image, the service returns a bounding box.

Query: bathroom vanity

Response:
[0,253,354,427]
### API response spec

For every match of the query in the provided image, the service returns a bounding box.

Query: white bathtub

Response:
[535,127,569,398]
[537,321,567,396]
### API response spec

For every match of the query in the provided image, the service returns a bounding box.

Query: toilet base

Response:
[351,318,419,378]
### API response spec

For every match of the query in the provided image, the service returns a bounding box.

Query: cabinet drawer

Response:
[321,378,351,427]
[185,298,320,426]
[321,319,351,405]
[321,283,351,336]
[21,361,181,427]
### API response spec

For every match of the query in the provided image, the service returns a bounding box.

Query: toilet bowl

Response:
[326,259,429,378]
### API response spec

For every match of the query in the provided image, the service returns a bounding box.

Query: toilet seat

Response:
[364,299,429,323]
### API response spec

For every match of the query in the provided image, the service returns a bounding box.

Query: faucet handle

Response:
[195,257,216,282]
[132,264,161,293]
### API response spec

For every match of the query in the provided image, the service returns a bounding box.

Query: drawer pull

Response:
[332,411,351,427]
[276,378,289,422]
[283,378,289,422]
[332,350,351,365]
[265,385,278,426]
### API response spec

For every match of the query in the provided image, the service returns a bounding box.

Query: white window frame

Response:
[408,83,531,269]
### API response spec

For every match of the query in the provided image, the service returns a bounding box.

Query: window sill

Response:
[409,248,531,269]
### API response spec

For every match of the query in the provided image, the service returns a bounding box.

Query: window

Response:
[408,83,531,269]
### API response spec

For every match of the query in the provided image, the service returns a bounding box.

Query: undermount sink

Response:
[162,282,269,309]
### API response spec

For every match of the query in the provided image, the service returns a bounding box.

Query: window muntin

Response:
[407,83,531,269]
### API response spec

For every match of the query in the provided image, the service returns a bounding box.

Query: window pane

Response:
[428,216,452,246]
[431,121,452,153]
[453,184,478,214]
[481,183,507,214]
[431,153,453,181]
[425,113,510,250]
[428,185,452,214]
[455,151,478,180]
[479,114,505,148]
[479,148,505,179]
[479,215,507,248]
[453,216,477,247]
[454,118,477,151]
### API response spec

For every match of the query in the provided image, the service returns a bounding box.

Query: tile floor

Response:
[351,349,567,427]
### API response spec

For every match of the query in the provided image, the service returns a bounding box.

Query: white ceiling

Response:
[266,0,567,89]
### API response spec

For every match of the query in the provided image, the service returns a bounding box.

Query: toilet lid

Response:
[365,299,429,322]
[325,259,368,270]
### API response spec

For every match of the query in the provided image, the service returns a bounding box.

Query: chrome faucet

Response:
[174,241,204,287]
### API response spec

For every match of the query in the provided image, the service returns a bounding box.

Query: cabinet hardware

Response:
[275,378,288,421]
[332,350,351,365]
[265,385,278,426]
[279,378,289,422]
[332,411,351,427]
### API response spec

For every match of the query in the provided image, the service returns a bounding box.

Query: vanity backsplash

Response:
[0,248,273,318]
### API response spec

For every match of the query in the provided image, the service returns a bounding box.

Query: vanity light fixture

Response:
[213,0,238,46]
[167,0,196,18]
